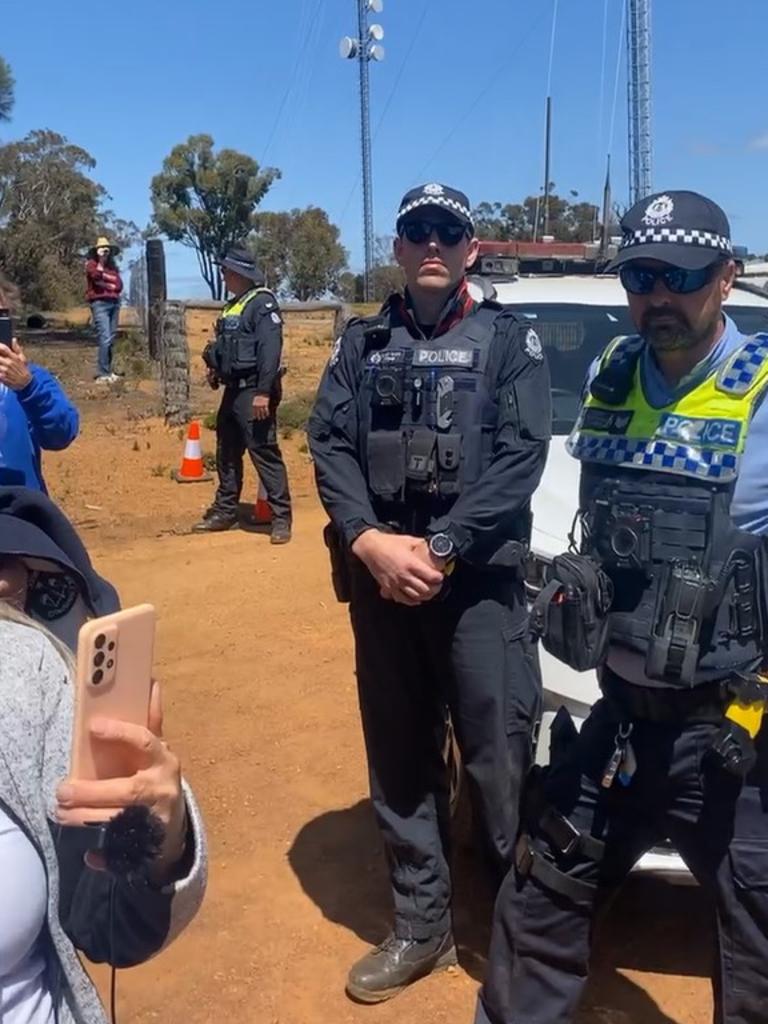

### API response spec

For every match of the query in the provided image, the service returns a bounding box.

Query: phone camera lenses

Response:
[94,652,105,667]
[108,641,115,651]
[107,659,114,669]
[95,634,106,650]
[92,669,104,685]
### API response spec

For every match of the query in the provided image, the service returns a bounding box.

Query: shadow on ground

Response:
[289,802,711,1021]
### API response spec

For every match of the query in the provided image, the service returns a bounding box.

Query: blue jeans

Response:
[90,299,120,375]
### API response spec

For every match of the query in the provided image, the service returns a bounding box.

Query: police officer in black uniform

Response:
[308,183,551,1002]
[476,192,768,1024]
[194,245,292,543]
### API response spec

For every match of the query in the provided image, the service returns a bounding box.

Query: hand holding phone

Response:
[59,605,189,871]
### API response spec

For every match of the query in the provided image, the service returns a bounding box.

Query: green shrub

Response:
[279,391,315,432]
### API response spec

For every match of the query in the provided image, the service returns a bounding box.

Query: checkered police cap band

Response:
[620,226,732,253]
[397,194,473,228]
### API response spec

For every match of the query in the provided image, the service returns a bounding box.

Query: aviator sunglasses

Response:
[619,261,724,296]
[399,220,469,246]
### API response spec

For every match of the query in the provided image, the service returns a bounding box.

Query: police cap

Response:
[395,183,474,234]
[605,190,733,272]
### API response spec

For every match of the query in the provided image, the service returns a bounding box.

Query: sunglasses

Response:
[619,262,722,296]
[399,220,469,246]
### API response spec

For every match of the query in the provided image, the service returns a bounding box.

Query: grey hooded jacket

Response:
[0,619,208,1023]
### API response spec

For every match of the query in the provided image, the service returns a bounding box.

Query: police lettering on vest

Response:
[567,332,768,688]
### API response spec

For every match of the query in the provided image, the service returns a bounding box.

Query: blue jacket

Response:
[0,365,79,492]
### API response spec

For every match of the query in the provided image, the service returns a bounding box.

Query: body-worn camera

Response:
[372,370,404,407]
[592,500,653,572]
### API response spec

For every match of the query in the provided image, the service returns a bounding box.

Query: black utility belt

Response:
[223,377,259,390]
[601,670,729,724]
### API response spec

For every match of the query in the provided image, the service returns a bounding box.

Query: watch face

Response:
[430,534,454,558]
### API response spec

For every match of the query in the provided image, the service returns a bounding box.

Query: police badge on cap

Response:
[606,190,734,272]
[396,183,474,233]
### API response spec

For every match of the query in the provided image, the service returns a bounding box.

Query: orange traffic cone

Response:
[173,421,213,483]
[253,477,272,523]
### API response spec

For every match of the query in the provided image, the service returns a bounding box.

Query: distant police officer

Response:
[308,183,551,1002]
[195,245,292,543]
[477,191,768,1024]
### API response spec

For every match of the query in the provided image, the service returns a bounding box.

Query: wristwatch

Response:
[428,532,456,561]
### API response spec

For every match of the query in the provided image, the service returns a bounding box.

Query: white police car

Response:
[470,266,768,877]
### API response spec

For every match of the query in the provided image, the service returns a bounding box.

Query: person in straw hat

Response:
[85,236,123,382]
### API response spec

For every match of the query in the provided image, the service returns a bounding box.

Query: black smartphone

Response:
[0,308,12,346]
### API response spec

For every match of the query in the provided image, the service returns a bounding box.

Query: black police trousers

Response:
[476,672,768,1024]
[212,385,292,524]
[349,559,541,941]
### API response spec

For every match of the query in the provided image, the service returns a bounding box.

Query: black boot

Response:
[270,521,292,545]
[192,512,237,533]
[346,932,456,1004]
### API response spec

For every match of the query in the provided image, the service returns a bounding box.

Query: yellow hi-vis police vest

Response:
[221,286,276,320]
[567,332,768,482]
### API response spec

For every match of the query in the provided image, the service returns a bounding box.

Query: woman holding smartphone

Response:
[0,488,207,1024]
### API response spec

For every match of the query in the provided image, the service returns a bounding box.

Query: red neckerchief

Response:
[390,280,476,340]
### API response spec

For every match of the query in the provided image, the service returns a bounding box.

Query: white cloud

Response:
[748,132,768,151]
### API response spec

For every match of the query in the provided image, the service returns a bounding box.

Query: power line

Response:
[596,0,609,171]
[262,0,325,165]
[373,0,429,142]
[337,0,430,232]
[412,8,549,183]
[607,0,627,159]
[545,0,559,98]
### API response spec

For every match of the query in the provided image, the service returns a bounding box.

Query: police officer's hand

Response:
[205,367,219,388]
[351,529,444,605]
[252,394,270,421]
[0,339,32,391]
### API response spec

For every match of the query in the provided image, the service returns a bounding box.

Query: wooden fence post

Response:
[146,239,167,361]
[160,300,190,425]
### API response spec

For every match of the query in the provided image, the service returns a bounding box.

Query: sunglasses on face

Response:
[399,220,469,246]
[619,262,722,296]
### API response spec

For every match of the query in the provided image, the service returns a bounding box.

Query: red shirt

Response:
[85,259,123,303]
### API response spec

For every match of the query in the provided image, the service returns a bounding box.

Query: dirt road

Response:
[27,321,715,1024]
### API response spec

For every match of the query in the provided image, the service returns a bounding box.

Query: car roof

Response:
[475,274,768,309]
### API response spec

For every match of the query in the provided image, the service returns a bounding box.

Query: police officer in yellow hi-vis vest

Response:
[476,191,768,1024]
[196,244,292,542]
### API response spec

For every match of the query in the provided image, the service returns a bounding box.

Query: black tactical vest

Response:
[356,302,529,545]
[580,463,764,687]
[207,287,276,384]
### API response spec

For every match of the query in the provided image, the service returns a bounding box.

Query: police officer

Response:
[194,245,292,542]
[476,191,768,1024]
[308,183,551,1002]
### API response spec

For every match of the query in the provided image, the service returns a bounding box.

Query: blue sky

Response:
[3,0,768,297]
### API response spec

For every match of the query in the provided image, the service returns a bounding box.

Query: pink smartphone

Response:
[71,604,156,789]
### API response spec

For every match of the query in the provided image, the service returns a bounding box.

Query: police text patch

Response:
[413,348,473,367]
[656,414,742,448]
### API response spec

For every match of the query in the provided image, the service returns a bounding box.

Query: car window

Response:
[508,302,768,435]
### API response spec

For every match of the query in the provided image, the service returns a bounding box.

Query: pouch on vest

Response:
[367,431,406,499]
[229,333,259,376]
[405,429,436,488]
[530,553,614,672]
[436,432,461,496]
